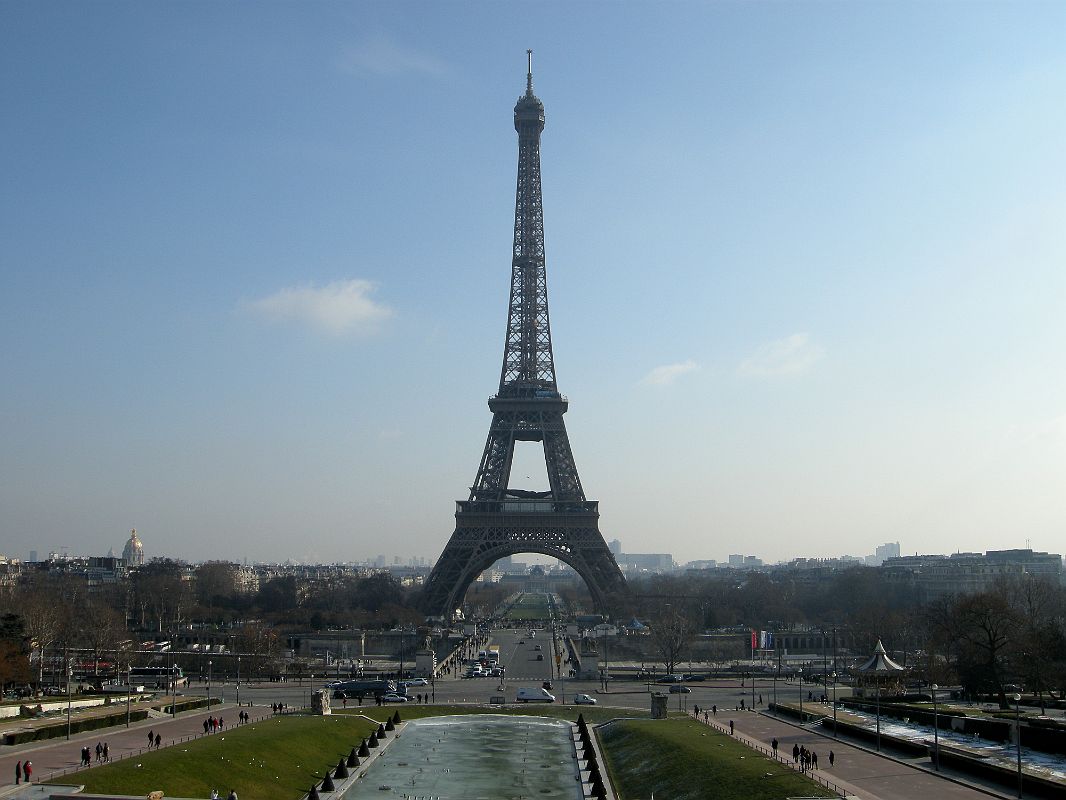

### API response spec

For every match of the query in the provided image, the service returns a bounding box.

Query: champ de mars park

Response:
[3,3,1066,800]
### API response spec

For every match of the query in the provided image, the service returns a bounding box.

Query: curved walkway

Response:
[701,707,1015,800]
[0,703,273,798]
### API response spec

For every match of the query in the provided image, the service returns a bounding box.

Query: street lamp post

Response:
[1014,693,1023,798]
[931,683,939,771]
[235,655,240,708]
[831,671,838,738]
[207,660,212,709]
[126,663,132,728]
[875,683,882,752]
[773,667,778,716]
[171,663,177,718]
[751,671,755,711]
[65,659,73,740]
[799,672,803,722]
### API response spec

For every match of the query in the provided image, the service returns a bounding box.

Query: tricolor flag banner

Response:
[758,630,768,649]
[751,630,757,650]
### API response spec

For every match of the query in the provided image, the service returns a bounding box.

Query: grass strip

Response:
[61,715,379,800]
[600,717,835,800]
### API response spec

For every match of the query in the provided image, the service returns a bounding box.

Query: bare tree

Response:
[648,604,695,674]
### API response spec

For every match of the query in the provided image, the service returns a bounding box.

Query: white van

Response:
[516,687,555,703]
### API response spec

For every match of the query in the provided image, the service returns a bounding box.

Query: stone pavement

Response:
[0,703,273,799]
[701,707,1013,800]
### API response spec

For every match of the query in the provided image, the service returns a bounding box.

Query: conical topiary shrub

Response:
[368,732,379,748]
[392,710,401,724]
[358,739,370,757]
[577,713,586,728]
[346,748,358,768]
[334,758,349,779]
[384,717,395,731]
[309,783,320,800]
[377,723,387,738]
[321,772,336,792]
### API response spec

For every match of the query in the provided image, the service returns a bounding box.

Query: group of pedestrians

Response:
[147,729,162,748]
[271,702,289,714]
[80,742,110,765]
[202,715,225,734]
[790,742,834,771]
[13,760,32,784]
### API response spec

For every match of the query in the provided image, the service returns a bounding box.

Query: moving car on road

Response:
[381,693,410,703]
[573,693,597,705]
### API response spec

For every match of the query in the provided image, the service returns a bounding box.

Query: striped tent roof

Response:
[857,639,905,673]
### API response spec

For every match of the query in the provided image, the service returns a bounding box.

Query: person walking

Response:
[829,750,835,767]
[148,730,154,748]
[771,737,778,755]
[728,720,734,735]
[154,733,162,749]
[23,761,32,782]
[103,742,110,762]
[96,742,103,762]
[15,760,22,785]
[792,743,800,763]
[812,751,819,769]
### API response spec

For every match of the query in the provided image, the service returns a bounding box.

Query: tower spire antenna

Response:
[526,49,533,93]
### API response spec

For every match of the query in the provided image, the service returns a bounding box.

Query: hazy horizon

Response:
[3,2,1064,566]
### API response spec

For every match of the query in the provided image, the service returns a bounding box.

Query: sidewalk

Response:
[700,708,1010,800]
[0,703,271,798]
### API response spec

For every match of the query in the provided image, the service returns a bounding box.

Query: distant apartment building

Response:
[881,548,1063,601]
[866,541,901,566]
[609,539,623,556]
[619,553,674,573]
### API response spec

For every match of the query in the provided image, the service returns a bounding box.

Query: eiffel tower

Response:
[419,54,628,619]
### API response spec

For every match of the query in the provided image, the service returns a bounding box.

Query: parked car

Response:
[536,654,544,661]
[656,675,684,684]
[381,693,410,703]
[669,685,691,694]
[404,678,429,687]
[573,693,597,705]
[683,674,705,681]
[533,644,543,651]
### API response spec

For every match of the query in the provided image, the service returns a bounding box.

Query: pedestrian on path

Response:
[23,762,32,782]
[96,742,103,762]
[729,720,734,735]
[15,760,22,784]
[155,733,161,748]
[771,737,778,755]
[812,751,819,769]
[148,730,154,748]
[792,743,799,763]
[828,750,835,767]
[103,742,109,762]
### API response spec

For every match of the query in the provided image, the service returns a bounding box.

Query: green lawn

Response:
[600,718,836,800]
[65,715,382,800]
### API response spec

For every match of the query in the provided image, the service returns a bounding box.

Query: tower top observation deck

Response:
[514,49,545,131]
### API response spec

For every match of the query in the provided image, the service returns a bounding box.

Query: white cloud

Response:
[339,35,446,77]
[641,360,699,386]
[245,279,392,336]
[739,333,825,378]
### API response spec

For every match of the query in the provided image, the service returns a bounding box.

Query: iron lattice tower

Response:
[419,55,628,618]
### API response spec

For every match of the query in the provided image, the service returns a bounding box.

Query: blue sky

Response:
[2,1,1064,565]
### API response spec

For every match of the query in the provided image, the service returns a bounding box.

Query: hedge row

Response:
[3,708,151,745]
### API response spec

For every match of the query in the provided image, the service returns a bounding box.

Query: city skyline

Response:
[2,2,1065,565]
